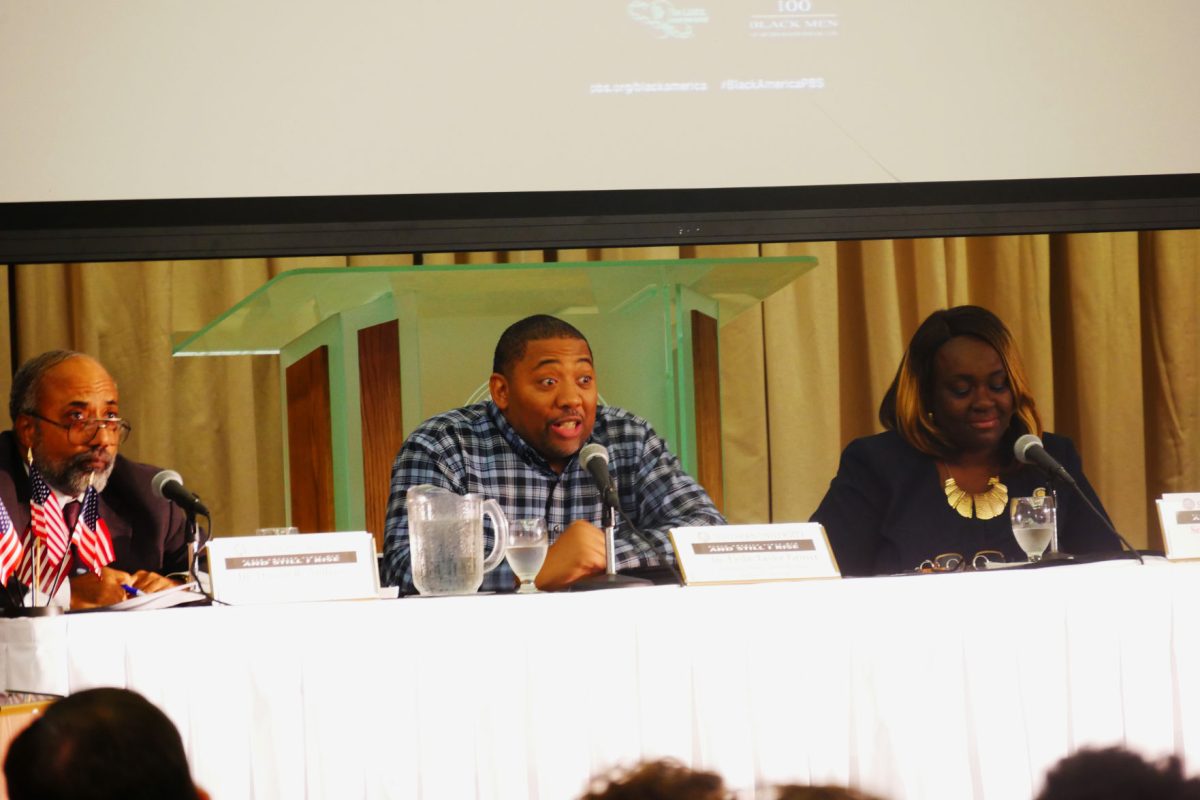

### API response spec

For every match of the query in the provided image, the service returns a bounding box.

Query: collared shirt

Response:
[383,402,725,592]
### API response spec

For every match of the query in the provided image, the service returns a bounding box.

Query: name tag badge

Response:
[669,523,840,585]
[208,531,379,604]
[1157,494,1200,561]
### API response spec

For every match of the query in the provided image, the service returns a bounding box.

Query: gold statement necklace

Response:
[941,464,1008,520]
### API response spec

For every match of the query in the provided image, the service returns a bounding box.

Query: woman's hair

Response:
[878,305,1042,460]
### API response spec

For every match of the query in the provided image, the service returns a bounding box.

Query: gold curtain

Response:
[715,230,1199,550]
[4,230,1196,549]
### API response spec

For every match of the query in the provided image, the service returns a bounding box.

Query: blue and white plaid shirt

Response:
[383,402,725,592]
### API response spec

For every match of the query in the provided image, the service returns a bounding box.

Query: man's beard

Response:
[33,448,115,496]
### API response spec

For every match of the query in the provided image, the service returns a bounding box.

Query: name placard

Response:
[1157,493,1200,561]
[669,523,840,585]
[208,531,379,605]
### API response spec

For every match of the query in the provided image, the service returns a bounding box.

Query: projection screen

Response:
[2,0,1198,261]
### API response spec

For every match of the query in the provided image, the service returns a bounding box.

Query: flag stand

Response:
[3,539,63,618]
[4,604,62,618]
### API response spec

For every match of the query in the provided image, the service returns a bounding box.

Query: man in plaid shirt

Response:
[383,315,724,593]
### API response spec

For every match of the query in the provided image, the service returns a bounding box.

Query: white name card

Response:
[208,531,379,605]
[1157,493,1200,561]
[669,523,840,585]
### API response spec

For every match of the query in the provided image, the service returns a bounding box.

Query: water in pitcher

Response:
[411,520,483,595]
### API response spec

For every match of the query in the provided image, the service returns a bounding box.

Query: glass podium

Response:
[173,256,817,546]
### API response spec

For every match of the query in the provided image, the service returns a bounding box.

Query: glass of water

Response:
[506,518,549,593]
[255,526,299,536]
[1010,495,1056,562]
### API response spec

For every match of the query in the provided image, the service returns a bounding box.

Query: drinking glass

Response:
[1010,495,1056,562]
[255,526,299,536]
[506,518,549,593]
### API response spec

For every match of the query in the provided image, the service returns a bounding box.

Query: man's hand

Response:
[534,520,607,591]
[126,570,179,594]
[70,566,133,609]
[69,566,179,610]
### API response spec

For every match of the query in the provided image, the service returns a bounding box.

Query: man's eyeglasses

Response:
[27,413,132,445]
[917,550,1007,573]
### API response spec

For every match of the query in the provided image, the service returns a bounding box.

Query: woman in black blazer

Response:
[811,306,1118,576]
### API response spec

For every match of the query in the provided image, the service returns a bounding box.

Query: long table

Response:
[2,559,1198,799]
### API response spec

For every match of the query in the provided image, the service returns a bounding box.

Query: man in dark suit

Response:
[1,350,188,608]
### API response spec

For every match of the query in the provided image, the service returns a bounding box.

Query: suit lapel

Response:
[98,492,132,565]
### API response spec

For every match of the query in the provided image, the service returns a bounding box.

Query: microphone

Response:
[580,443,620,509]
[1013,434,1076,486]
[151,470,211,517]
[572,443,664,590]
[1012,434,1142,564]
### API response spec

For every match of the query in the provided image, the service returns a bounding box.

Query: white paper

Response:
[108,581,206,611]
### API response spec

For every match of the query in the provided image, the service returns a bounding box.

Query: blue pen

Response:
[120,583,143,597]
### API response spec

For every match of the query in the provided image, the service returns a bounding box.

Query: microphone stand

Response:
[185,508,197,575]
[1037,473,1142,565]
[1039,486,1074,563]
[571,484,652,592]
[186,510,216,603]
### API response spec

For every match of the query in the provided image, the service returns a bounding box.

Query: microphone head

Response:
[151,469,184,499]
[579,442,608,467]
[1013,434,1043,464]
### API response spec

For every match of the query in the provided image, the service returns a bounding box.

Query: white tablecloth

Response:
[2,558,1198,800]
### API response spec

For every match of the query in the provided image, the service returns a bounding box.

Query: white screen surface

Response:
[2,0,1197,203]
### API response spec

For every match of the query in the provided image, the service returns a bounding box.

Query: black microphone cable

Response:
[1014,435,1143,565]
[188,511,222,604]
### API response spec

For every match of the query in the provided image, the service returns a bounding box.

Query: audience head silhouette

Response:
[579,760,887,800]
[1036,747,1200,800]
[3,687,208,800]
[774,785,885,800]
[580,760,730,800]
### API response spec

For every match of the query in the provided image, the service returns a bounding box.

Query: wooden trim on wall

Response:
[286,346,335,533]
[691,310,724,512]
[358,320,403,553]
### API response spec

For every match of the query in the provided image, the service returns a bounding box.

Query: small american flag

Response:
[0,498,21,584]
[17,464,72,595]
[28,465,70,563]
[73,484,115,574]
